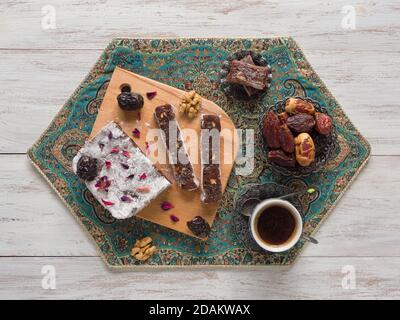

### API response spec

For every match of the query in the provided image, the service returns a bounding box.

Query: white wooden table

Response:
[1,0,399,299]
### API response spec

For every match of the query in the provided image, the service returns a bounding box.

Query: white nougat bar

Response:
[72,122,171,219]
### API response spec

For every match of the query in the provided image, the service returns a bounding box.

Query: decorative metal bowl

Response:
[263,97,338,175]
[219,50,272,101]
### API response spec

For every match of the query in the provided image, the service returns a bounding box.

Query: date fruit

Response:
[187,216,211,238]
[278,111,289,124]
[117,92,144,111]
[279,124,295,153]
[287,113,316,133]
[263,111,280,148]
[294,133,315,167]
[285,98,315,115]
[314,112,333,135]
[76,155,99,181]
[268,150,296,167]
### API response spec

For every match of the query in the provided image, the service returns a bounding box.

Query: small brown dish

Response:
[219,50,272,101]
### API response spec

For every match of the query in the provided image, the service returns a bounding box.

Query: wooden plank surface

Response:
[0,257,399,299]
[0,1,399,51]
[0,0,399,299]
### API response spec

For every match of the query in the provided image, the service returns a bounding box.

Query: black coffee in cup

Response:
[256,205,296,245]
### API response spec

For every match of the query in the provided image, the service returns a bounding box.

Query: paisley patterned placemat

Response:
[28,38,370,269]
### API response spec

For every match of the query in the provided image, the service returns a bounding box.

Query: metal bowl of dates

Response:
[219,50,272,101]
[262,97,338,175]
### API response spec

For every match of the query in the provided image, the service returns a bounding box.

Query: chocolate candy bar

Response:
[226,59,269,90]
[240,55,258,96]
[72,122,171,219]
[154,104,199,191]
[200,114,222,203]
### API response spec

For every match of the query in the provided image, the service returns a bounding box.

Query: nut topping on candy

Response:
[285,97,315,115]
[294,133,315,167]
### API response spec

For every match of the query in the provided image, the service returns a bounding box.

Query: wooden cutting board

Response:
[91,67,238,239]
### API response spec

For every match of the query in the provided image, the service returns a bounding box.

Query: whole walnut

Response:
[279,124,295,153]
[263,111,280,148]
[287,113,315,133]
[285,98,315,115]
[294,133,315,167]
[314,112,333,135]
[268,150,296,167]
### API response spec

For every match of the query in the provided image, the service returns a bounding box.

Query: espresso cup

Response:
[250,198,303,253]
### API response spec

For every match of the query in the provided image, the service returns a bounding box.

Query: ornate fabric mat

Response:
[28,38,370,269]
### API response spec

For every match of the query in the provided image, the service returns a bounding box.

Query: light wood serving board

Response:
[91,67,238,239]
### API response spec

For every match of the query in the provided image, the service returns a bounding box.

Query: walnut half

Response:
[131,236,157,261]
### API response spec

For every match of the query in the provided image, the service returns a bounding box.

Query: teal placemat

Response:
[28,38,370,269]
